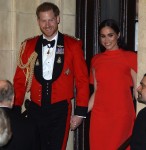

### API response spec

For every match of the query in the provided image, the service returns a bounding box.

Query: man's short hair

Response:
[36,2,60,18]
[0,80,14,102]
[0,108,12,147]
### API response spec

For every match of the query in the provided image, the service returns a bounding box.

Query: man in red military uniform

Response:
[13,2,89,150]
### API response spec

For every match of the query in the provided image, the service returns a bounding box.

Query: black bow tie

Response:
[42,39,55,48]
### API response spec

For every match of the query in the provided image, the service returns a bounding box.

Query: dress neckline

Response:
[103,49,123,55]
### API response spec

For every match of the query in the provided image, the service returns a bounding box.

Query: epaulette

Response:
[21,35,38,44]
[65,34,80,41]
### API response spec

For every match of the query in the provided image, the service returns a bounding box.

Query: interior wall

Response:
[0,0,76,149]
[137,0,146,113]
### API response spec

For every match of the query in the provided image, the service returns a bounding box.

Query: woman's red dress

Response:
[90,49,137,150]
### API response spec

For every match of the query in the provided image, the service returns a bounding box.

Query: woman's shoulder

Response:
[91,53,102,61]
[91,53,103,66]
[121,50,137,66]
[122,49,137,56]
[92,52,104,59]
[123,50,137,63]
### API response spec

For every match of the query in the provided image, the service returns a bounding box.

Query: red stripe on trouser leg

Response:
[61,102,72,150]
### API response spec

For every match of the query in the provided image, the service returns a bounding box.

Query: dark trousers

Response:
[27,100,71,150]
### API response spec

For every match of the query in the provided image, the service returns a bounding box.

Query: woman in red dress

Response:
[88,19,137,150]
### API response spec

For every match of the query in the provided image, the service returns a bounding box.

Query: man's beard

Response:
[137,93,146,104]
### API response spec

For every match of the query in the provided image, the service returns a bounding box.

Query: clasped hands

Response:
[70,115,83,131]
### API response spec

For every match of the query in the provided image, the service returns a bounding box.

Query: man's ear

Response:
[57,16,60,24]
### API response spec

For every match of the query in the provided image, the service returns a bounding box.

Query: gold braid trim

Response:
[26,52,38,92]
[17,41,38,92]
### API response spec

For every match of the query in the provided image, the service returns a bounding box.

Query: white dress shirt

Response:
[42,33,58,80]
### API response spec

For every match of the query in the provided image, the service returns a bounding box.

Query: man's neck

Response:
[43,32,58,41]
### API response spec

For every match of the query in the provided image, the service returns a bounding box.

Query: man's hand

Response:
[70,115,83,131]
